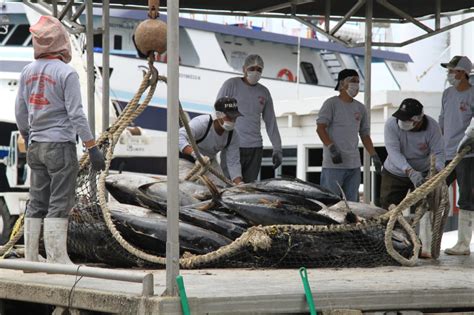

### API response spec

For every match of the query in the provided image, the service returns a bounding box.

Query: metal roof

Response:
[96,1,474,20]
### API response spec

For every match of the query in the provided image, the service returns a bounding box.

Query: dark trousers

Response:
[445,157,474,211]
[240,147,263,183]
[380,169,414,210]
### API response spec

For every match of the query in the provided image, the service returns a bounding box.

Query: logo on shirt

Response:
[26,74,56,108]
[418,142,428,152]
[354,112,361,121]
[258,96,266,107]
[459,101,469,112]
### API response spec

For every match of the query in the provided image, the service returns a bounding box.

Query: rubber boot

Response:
[445,210,473,255]
[24,218,42,262]
[419,212,432,259]
[43,218,74,264]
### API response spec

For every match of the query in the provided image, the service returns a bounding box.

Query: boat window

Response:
[0,24,13,44]
[114,35,122,50]
[300,62,319,85]
[5,24,30,46]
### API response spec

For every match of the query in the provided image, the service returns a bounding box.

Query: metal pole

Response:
[165,0,180,297]
[296,35,301,99]
[435,0,441,30]
[0,260,154,296]
[363,0,373,204]
[102,0,110,132]
[325,0,330,33]
[86,0,95,136]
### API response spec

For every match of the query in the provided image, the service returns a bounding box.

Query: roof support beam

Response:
[249,0,314,16]
[57,0,74,21]
[324,0,330,32]
[435,0,441,30]
[352,16,474,47]
[376,0,433,33]
[330,0,366,36]
[293,15,348,46]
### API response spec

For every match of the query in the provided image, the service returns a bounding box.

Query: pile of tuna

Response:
[68,174,414,268]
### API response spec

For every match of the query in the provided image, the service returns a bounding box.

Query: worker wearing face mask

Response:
[179,97,243,185]
[316,69,381,201]
[216,54,282,182]
[380,99,445,258]
[438,56,474,256]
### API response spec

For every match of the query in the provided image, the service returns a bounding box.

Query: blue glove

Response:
[457,126,474,154]
[88,146,105,171]
[408,170,424,187]
[272,150,283,169]
[328,144,342,164]
[371,154,382,175]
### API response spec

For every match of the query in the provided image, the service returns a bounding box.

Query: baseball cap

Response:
[214,97,243,119]
[392,98,423,121]
[334,69,359,90]
[441,56,473,74]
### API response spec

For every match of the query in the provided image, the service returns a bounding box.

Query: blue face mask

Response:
[220,120,235,131]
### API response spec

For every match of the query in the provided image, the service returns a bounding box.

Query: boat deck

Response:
[0,253,472,314]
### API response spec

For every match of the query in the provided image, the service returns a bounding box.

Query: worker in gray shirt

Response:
[179,97,243,185]
[438,56,474,256]
[216,54,282,182]
[15,16,105,265]
[380,99,445,258]
[316,69,381,201]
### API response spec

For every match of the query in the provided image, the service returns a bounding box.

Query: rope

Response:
[381,146,470,266]
[0,214,24,258]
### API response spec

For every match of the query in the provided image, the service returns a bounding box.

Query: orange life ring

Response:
[277,68,294,82]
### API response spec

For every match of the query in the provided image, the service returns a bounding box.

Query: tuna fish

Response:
[218,192,338,226]
[225,178,341,206]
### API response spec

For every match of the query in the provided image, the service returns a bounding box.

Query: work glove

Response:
[88,146,105,171]
[195,155,210,167]
[371,153,382,175]
[328,144,342,164]
[408,169,425,187]
[457,126,474,154]
[272,150,283,169]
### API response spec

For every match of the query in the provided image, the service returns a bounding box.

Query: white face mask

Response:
[398,120,416,131]
[346,82,359,98]
[246,71,261,85]
[447,73,461,87]
[220,120,235,131]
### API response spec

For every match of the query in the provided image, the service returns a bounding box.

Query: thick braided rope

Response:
[382,147,470,265]
[0,215,24,258]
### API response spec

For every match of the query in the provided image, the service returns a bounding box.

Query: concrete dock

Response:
[0,254,472,314]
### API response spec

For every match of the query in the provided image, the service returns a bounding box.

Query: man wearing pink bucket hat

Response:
[15,16,105,265]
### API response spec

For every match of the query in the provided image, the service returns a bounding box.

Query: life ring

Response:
[277,68,294,82]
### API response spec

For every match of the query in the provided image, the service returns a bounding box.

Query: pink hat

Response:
[29,16,72,64]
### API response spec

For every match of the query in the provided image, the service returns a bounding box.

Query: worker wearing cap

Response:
[15,16,105,265]
[316,69,381,201]
[380,99,445,258]
[438,56,474,256]
[179,97,243,185]
[216,54,282,182]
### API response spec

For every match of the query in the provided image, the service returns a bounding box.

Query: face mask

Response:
[398,120,415,131]
[246,71,261,85]
[346,83,359,97]
[447,73,461,87]
[220,120,235,131]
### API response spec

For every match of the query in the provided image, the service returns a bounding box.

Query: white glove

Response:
[457,125,474,154]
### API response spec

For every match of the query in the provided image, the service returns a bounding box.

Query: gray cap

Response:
[243,54,264,70]
[441,56,472,74]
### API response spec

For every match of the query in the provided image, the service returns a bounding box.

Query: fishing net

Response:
[63,57,464,270]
